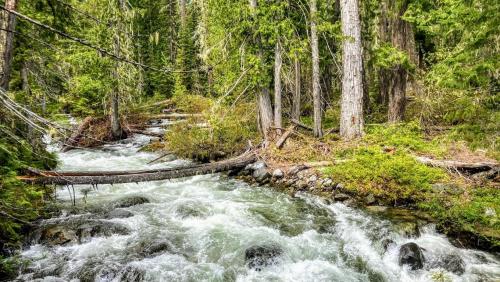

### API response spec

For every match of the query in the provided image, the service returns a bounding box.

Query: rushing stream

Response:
[13,131,500,282]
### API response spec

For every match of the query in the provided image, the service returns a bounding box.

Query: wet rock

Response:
[105,209,134,219]
[333,193,351,202]
[33,219,130,246]
[294,180,308,190]
[436,253,466,275]
[113,196,150,208]
[175,203,207,218]
[365,194,376,205]
[38,226,78,246]
[118,265,145,282]
[322,178,333,189]
[398,242,425,270]
[253,168,271,183]
[394,222,420,238]
[336,183,345,191]
[139,240,176,257]
[272,169,284,179]
[245,244,283,271]
[381,238,395,252]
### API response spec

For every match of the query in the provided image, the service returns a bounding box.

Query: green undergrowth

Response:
[321,122,499,248]
[165,101,259,162]
[0,124,57,278]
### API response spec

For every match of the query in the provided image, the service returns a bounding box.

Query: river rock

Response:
[105,209,134,219]
[118,265,145,282]
[308,175,318,183]
[113,196,150,208]
[245,161,266,172]
[365,194,376,205]
[381,238,395,252]
[288,165,308,176]
[33,219,130,246]
[272,169,284,179]
[253,168,271,183]
[394,222,421,238]
[333,193,351,202]
[398,242,425,270]
[435,253,466,275]
[245,245,283,271]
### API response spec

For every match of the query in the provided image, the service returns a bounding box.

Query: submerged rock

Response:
[245,245,283,271]
[394,221,421,238]
[105,209,134,219]
[434,253,466,275]
[113,196,150,208]
[32,219,130,246]
[381,238,395,252]
[398,242,425,270]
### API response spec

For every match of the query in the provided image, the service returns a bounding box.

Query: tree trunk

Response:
[274,39,282,131]
[380,0,415,123]
[339,0,364,140]
[249,0,274,138]
[110,0,125,140]
[179,0,187,27]
[292,55,301,120]
[0,0,18,90]
[310,0,323,138]
[21,152,257,185]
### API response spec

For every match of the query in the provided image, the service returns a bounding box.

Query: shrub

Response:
[165,102,258,162]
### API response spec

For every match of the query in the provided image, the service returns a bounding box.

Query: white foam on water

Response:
[16,133,500,282]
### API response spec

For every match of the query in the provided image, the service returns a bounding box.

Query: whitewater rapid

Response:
[14,134,500,282]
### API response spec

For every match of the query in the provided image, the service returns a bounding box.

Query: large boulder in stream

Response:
[245,245,283,271]
[253,168,271,184]
[398,242,425,270]
[113,196,150,208]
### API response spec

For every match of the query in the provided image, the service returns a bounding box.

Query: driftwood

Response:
[276,125,295,149]
[291,119,314,131]
[62,116,93,152]
[416,156,498,173]
[19,152,257,185]
[148,113,203,120]
[128,129,164,138]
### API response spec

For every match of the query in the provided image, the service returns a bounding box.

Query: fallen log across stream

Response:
[19,152,257,185]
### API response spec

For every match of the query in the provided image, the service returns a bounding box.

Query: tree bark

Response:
[292,55,301,120]
[340,0,364,140]
[310,0,323,138]
[249,0,274,138]
[0,0,18,90]
[110,0,125,140]
[274,39,282,131]
[179,0,187,27]
[380,0,415,123]
[21,152,257,185]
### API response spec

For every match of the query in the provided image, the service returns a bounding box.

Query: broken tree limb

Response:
[415,156,498,173]
[148,113,203,120]
[128,129,164,138]
[276,125,295,149]
[291,119,314,131]
[19,152,257,185]
[62,116,93,152]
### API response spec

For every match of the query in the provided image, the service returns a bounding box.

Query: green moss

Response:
[323,146,445,201]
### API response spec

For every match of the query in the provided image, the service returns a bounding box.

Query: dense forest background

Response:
[0,0,498,275]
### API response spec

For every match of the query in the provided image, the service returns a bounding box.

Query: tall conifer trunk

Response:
[274,39,282,131]
[292,56,301,120]
[110,0,125,140]
[249,0,273,139]
[0,0,18,90]
[310,0,323,138]
[340,0,364,139]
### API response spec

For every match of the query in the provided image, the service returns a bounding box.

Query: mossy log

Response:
[19,152,256,185]
[416,156,498,173]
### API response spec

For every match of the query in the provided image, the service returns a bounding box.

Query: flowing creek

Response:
[14,131,500,282]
